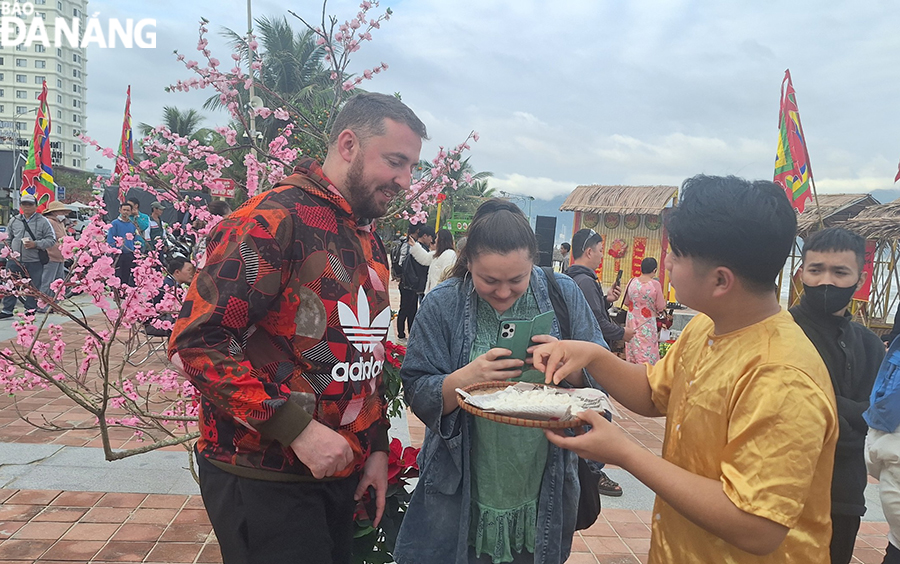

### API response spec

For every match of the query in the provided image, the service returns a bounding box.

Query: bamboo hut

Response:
[785,194,880,307]
[839,200,900,330]
[560,185,678,296]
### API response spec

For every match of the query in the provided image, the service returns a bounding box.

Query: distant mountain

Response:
[527,195,576,243]
[870,188,900,205]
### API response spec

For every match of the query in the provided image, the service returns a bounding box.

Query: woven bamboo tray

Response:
[456,381,587,429]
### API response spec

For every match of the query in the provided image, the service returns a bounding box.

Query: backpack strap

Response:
[540,266,571,340]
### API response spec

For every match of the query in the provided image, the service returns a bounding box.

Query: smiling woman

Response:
[394,198,609,564]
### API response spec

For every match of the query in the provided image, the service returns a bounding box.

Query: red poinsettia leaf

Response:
[388,438,402,465]
[401,446,419,468]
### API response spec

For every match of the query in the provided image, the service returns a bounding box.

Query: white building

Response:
[0,0,89,171]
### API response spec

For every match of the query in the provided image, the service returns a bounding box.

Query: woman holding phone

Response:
[394,200,607,564]
[623,257,666,365]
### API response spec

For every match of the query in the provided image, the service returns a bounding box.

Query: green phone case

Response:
[496,310,556,362]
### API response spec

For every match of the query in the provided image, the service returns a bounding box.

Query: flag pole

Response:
[785,70,824,229]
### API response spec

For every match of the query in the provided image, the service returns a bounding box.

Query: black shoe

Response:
[597,471,623,497]
[0,311,13,319]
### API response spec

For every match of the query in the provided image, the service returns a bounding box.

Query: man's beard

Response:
[344,155,400,219]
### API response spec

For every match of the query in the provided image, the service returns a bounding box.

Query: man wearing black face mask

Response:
[790,227,885,564]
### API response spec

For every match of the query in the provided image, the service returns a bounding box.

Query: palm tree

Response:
[412,156,493,224]
[207,17,335,148]
[139,106,208,140]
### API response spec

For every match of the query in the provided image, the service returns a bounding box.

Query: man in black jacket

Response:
[566,229,634,346]
[565,228,633,497]
[396,226,433,340]
[790,227,885,564]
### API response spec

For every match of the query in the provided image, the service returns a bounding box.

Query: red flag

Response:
[774,70,814,213]
[115,85,134,184]
[21,81,55,212]
[894,158,900,183]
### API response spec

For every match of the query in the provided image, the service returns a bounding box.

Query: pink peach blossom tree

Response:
[0,0,476,469]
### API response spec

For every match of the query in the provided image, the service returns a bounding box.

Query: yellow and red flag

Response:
[21,81,55,212]
[774,69,813,212]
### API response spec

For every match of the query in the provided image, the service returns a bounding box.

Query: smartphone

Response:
[615,269,623,287]
[496,311,556,363]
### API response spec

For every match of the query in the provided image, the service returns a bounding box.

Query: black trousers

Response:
[197,453,359,564]
[830,513,860,564]
[884,541,900,564]
[396,288,419,338]
[115,250,135,287]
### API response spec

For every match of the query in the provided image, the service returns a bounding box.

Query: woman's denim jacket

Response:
[394,266,608,564]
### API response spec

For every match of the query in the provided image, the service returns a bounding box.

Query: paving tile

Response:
[141,494,188,509]
[96,493,147,508]
[145,542,202,563]
[197,543,224,563]
[860,521,891,535]
[602,509,644,524]
[0,505,43,522]
[581,520,617,538]
[48,491,104,508]
[161,523,213,542]
[183,496,206,509]
[0,490,16,504]
[583,536,631,555]
[571,534,590,553]
[595,556,641,564]
[5,490,61,505]
[11,521,71,540]
[92,541,154,562]
[60,522,119,541]
[126,508,178,525]
[39,539,105,561]
[171,508,210,525]
[110,523,165,542]
[611,521,650,538]
[0,522,24,539]
[853,547,888,564]
[0,539,54,560]
[623,537,651,554]
[80,507,133,524]
[32,507,87,523]
[565,554,600,563]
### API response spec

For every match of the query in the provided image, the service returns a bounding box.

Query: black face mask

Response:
[801,283,857,315]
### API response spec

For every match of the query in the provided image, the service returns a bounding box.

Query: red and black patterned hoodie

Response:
[169,159,391,480]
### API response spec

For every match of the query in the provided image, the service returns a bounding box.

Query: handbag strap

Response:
[540,266,571,340]
[618,277,634,309]
[20,216,40,245]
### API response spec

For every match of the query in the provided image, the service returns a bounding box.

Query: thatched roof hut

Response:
[795,193,880,237]
[560,185,678,214]
[842,200,900,240]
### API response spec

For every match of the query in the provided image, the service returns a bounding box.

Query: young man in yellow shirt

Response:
[533,175,838,563]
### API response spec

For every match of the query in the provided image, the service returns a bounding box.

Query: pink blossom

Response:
[273,108,290,121]
[248,39,258,51]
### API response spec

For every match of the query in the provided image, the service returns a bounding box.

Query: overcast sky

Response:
[82,0,900,201]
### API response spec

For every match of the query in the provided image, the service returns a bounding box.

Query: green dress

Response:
[468,286,549,563]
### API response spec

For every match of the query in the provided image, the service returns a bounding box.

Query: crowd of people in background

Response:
[0,194,229,321]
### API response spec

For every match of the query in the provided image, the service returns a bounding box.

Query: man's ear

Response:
[335,129,359,164]
[857,268,868,291]
[710,266,736,299]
